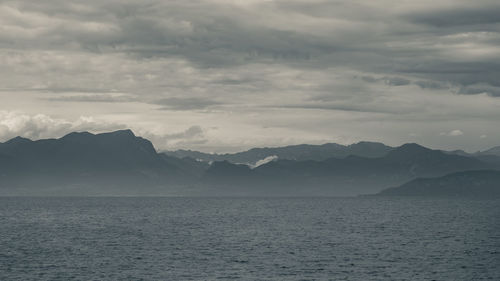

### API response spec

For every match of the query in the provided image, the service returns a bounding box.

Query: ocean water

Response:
[0,197,499,280]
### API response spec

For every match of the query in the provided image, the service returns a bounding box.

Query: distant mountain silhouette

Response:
[202,143,492,196]
[477,146,500,157]
[377,170,500,197]
[0,130,498,196]
[0,130,198,195]
[442,149,471,157]
[444,147,500,168]
[163,141,393,165]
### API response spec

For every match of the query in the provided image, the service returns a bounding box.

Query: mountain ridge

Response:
[163,141,394,165]
[0,130,499,196]
[202,143,491,196]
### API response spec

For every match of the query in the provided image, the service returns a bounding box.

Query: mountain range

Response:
[0,130,201,195]
[201,143,494,196]
[0,129,499,196]
[164,141,393,166]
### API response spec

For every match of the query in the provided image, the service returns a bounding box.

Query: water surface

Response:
[0,197,499,280]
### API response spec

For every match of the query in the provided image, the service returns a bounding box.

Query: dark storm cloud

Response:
[2,0,499,97]
[407,6,500,27]
[414,81,448,90]
[396,61,500,96]
[5,0,324,65]
[2,0,500,152]
[457,84,500,97]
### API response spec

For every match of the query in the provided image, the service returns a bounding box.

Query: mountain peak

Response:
[103,129,135,137]
[61,130,136,140]
[349,141,392,150]
[352,141,385,146]
[62,131,95,139]
[384,143,433,160]
[4,136,32,145]
[397,143,429,151]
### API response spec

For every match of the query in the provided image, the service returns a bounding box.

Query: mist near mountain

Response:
[202,143,492,196]
[478,146,500,157]
[1,130,499,197]
[163,141,393,165]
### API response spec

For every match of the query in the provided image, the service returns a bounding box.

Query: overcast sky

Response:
[1,0,499,152]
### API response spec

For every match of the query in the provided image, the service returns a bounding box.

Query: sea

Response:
[0,197,499,280]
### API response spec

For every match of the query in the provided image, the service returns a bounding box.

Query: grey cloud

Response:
[396,61,500,92]
[384,77,411,86]
[2,0,499,92]
[273,102,418,115]
[407,6,500,27]
[0,87,120,94]
[154,97,222,111]
[2,0,500,153]
[440,129,464,137]
[165,126,204,139]
[360,76,411,86]
[141,125,208,151]
[457,84,500,97]
[44,94,137,103]
[0,111,126,141]
[212,77,262,85]
[364,77,450,90]
[414,80,448,90]
[361,76,378,83]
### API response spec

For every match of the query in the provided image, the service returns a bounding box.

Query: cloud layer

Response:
[0,0,499,152]
[0,111,126,140]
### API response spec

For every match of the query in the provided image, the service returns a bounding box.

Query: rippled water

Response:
[0,197,499,280]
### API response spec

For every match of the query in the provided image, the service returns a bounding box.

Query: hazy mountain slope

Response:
[202,143,492,196]
[377,170,500,197]
[164,141,393,165]
[477,146,500,157]
[0,130,197,195]
[0,130,498,196]
[443,148,500,168]
[159,154,210,178]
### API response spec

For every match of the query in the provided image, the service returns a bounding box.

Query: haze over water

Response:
[1,196,499,280]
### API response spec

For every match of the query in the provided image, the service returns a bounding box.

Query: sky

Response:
[0,0,499,153]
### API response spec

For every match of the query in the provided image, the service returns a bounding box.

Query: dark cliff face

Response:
[377,170,500,197]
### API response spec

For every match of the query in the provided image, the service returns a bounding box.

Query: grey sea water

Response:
[0,197,499,280]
